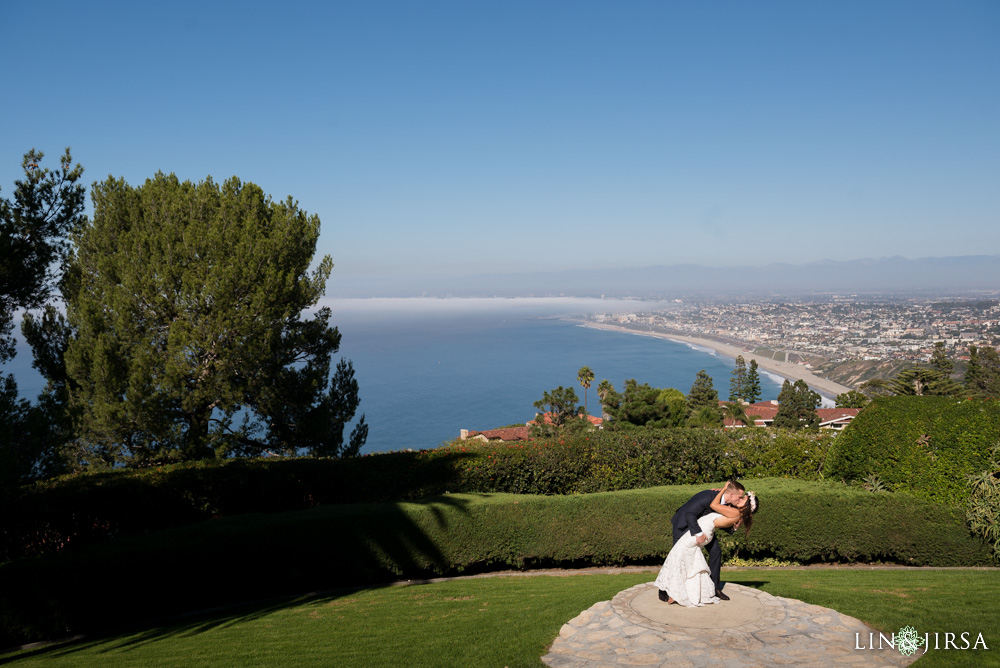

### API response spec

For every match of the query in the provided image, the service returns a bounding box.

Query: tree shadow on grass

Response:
[1,585,386,664]
[0,487,481,657]
[723,579,770,590]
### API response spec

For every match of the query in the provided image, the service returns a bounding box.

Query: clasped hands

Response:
[695,481,732,545]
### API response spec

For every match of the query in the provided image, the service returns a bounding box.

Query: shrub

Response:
[726,429,834,480]
[966,443,1000,562]
[454,430,744,495]
[0,479,990,648]
[0,453,469,562]
[1,428,844,562]
[824,396,1000,505]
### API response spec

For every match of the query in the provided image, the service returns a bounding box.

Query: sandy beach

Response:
[576,321,852,400]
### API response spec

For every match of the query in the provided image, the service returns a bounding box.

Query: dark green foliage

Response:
[687,404,723,428]
[596,379,614,402]
[687,369,718,409]
[726,429,835,479]
[686,370,721,427]
[886,367,962,397]
[62,173,364,466]
[930,341,953,375]
[728,355,747,401]
[966,443,1000,561]
[0,377,32,489]
[965,345,1000,399]
[745,359,762,404]
[720,480,989,567]
[721,401,753,427]
[532,385,581,432]
[1,454,467,562]
[602,380,687,429]
[824,396,1000,506]
[835,390,869,409]
[0,148,85,361]
[0,376,70,489]
[857,378,893,399]
[0,480,989,647]
[455,430,741,494]
[773,379,820,430]
[0,149,85,488]
[861,473,886,492]
[2,429,838,562]
[577,366,594,415]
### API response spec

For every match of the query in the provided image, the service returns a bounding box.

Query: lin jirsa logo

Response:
[855,626,989,656]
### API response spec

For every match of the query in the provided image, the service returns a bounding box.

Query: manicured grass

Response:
[4,574,648,668]
[731,568,999,667]
[4,569,998,667]
[5,482,989,650]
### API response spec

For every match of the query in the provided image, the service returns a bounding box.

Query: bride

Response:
[654,483,757,607]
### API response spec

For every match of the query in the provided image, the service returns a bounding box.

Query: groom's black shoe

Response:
[658,589,670,602]
[715,589,730,601]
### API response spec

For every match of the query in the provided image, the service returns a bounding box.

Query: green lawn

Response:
[4,569,998,667]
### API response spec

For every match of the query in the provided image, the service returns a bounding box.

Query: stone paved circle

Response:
[542,582,919,668]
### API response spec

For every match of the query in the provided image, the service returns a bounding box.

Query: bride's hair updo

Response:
[737,491,759,535]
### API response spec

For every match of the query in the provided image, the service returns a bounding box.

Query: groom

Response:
[661,481,746,602]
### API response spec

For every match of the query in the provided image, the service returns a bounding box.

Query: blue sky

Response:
[2,1,997,289]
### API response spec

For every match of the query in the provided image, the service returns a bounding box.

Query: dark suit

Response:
[669,489,730,591]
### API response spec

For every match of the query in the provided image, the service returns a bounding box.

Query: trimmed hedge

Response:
[451,430,739,494]
[0,478,990,648]
[824,396,1000,505]
[2,429,835,563]
[452,429,835,494]
[0,454,466,562]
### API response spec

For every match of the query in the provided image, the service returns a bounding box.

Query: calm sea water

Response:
[2,298,785,454]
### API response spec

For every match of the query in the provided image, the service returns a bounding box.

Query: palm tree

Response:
[721,402,754,429]
[597,379,614,403]
[578,366,595,415]
[597,379,615,419]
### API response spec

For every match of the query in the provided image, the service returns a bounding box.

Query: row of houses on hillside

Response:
[720,400,860,430]
[459,413,602,442]
[461,403,859,442]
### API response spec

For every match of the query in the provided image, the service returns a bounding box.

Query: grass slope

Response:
[3,570,998,667]
[1,479,991,648]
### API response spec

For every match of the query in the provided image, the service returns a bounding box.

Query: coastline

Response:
[575,321,852,400]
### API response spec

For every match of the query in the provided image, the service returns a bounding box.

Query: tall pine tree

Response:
[687,369,721,427]
[745,359,762,403]
[887,367,961,396]
[62,173,366,467]
[930,341,954,375]
[1,148,85,486]
[773,379,820,430]
[965,345,1000,398]
[729,355,747,401]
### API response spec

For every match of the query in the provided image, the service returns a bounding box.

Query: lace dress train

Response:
[653,512,720,607]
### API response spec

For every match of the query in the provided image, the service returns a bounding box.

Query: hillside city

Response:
[587,297,1000,377]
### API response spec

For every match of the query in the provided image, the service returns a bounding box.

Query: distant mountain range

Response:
[330,255,1000,298]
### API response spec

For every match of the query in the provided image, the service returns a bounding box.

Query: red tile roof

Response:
[720,402,778,427]
[467,426,531,441]
[720,403,859,428]
[534,412,603,427]
[816,408,860,425]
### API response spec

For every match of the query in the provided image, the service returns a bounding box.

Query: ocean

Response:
[2,298,785,454]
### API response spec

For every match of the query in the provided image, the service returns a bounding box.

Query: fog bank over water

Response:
[320,296,674,318]
[3,297,790,452]
[329,255,1000,299]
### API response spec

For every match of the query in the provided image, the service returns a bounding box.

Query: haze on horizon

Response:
[2,1,997,292]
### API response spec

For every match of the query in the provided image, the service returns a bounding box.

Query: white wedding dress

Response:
[653,512,721,607]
